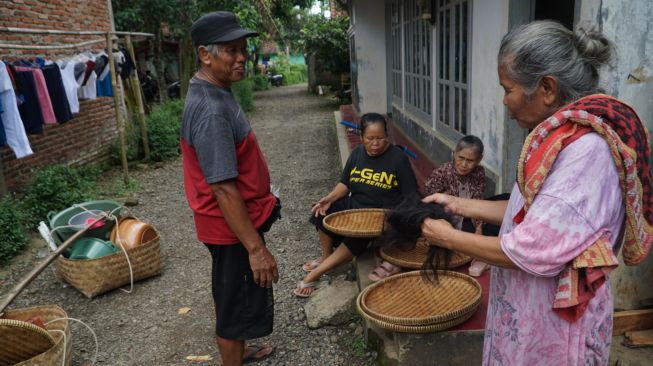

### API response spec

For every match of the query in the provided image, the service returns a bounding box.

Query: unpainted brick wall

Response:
[0,0,117,192]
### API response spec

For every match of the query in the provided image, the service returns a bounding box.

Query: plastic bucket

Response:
[68,238,118,260]
[48,200,123,245]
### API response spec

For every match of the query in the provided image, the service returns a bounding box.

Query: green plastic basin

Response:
[48,200,124,245]
[68,238,118,260]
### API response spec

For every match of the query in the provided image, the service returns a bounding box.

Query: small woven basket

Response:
[358,270,481,327]
[380,238,472,269]
[55,233,163,298]
[0,305,72,366]
[323,208,387,238]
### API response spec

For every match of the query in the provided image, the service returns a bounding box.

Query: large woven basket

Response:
[380,238,472,269]
[358,270,481,327]
[0,305,72,366]
[356,294,476,333]
[55,233,163,298]
[323,208,387,238]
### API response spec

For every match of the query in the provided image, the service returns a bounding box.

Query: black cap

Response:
[190,11,259,46]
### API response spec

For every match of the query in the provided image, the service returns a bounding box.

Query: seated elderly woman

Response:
[420,20,652,364]
[294,112,418,297]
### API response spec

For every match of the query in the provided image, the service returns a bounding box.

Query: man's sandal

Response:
[243,344,274,364]
[368,261,402,282]
[302,258,322,272]
[293,280,317,298]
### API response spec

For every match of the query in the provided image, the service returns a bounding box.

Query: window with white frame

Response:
[390,1,402,101]
[404,0,432,116]
[390,0,431,118]
[436,0,471,135]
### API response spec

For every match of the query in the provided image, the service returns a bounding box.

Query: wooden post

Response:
[125,34,151,160]
[106,32,129,184]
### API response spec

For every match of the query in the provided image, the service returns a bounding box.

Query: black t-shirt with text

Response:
[340,144,418,209]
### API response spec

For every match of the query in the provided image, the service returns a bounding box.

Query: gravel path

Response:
[1,84,373,366]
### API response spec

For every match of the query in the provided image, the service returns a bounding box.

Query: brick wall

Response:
[0,0,118,192]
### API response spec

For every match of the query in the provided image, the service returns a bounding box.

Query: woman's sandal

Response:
[293,280,317,298]
[368,261,402,282]
[243,344,274,364]
[302,258,322,272]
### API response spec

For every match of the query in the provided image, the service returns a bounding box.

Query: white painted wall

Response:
[468,0,509,178]
[578,0,653,311]
[351,0,388,114]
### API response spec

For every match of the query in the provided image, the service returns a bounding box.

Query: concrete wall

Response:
[576,0,653,311]
[350,0,389,114]
[0,0,117,192]
[468,0,508,185]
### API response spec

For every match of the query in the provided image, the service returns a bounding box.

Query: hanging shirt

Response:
[11,66,44,134]
[0,63,33,158]
[77,69,97,100]
[41,63,72,123]
[14,65,57,125]
[56,60,80,114]
[96,70,113,97]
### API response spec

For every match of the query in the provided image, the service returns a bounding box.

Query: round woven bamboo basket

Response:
[323,208,387,238]
[0,305,72,366]
[55,233,163,298]
[358,270,481,326]
[356,293,476,333]
[380,239,472,269]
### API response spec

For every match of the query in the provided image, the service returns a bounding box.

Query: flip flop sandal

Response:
[243,344,274,364]
[368,261,401,282]
[302,258,322,272]
[293,280,317,298]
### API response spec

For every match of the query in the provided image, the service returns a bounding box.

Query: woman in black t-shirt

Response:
[294,113,418,297]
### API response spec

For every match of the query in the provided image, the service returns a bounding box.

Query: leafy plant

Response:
[21,165,97,229]
[252,75,271,91]
[299,15,350,75]
[232,79,255,111]
[144,100,184,162]
[0,195,27,263]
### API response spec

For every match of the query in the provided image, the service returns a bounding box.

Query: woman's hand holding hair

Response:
[421,218,455,249]
[422,193,462,216]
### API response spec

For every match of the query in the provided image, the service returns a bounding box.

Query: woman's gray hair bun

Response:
[498,20,613,105]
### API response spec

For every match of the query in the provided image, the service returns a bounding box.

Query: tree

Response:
[299,14,350,74]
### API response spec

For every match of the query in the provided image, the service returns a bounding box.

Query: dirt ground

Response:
[0,84,374,366]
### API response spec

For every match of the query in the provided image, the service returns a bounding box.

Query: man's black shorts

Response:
[205,242,274,340]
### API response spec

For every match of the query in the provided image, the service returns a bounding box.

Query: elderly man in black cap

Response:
[180,11,280,366]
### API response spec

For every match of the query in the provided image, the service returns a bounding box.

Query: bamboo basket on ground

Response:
[323,208,387,238]
[357,270,481,333]
[0,305,72,366]
[55,232,163,298]
[380,238,472,269]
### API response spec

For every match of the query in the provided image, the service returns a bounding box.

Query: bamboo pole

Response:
[106,32,130,185]
[125,35,150,160]
[0,217,104,315]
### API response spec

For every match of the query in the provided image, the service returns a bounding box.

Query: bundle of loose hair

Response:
[380,195,452,282]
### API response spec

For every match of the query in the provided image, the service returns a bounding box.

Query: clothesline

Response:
[0,28,154,50]
[0,28,154,188]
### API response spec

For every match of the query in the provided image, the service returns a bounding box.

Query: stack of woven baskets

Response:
[0,305,72,365]
[357,270,481,333]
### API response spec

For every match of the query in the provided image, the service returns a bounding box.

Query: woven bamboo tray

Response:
[0,305,72,366]
[55,233,163,298]
[358,270,481,327]
[380,239,472,269]
[323,208,387,238]
[357,293,476,333]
